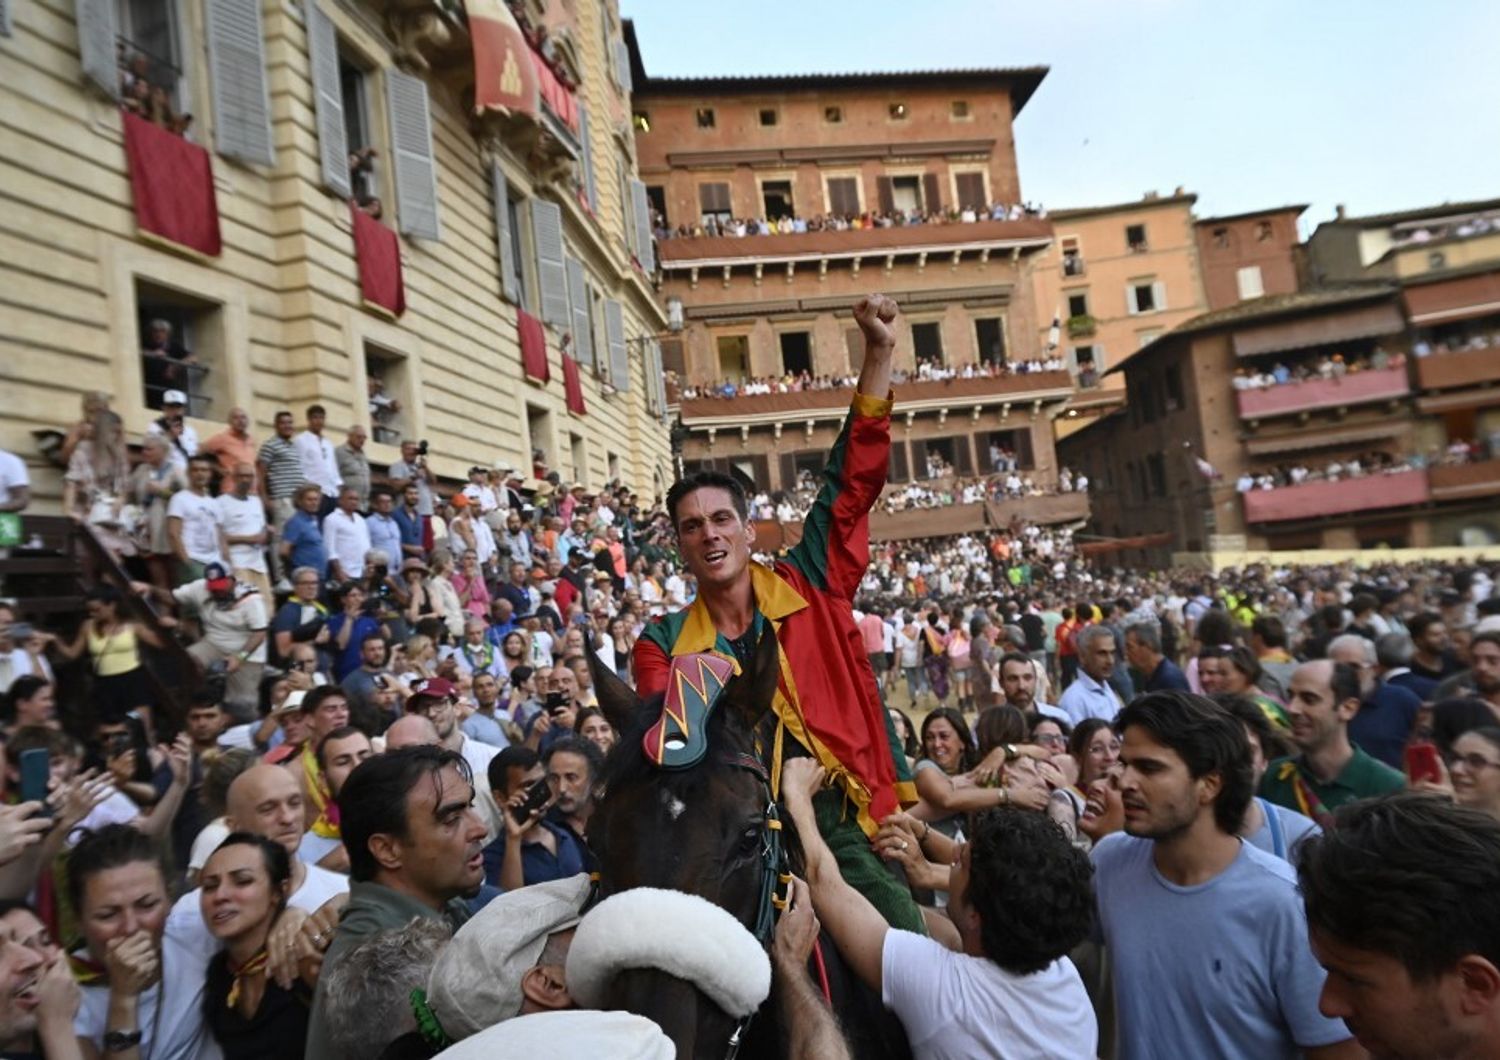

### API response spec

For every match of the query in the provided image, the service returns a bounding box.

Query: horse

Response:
[588,628,913,1060]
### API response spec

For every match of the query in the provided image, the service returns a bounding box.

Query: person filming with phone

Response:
[481,746,586,891]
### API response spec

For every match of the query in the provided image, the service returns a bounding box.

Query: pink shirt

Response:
[451,571,491,618]
[859,613,886,654]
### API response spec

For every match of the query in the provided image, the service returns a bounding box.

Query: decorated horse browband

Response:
[643,651,738,770]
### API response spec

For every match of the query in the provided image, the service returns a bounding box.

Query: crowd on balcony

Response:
[1230,346,1407,391]
[118,42,192,137]
[1413,330,1500,357]
[1392,210,1500,248]
[675,354,1068,401]
[654,200,1047,241]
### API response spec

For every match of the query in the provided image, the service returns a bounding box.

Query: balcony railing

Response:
[1235,365,1411,420]
[1415,348,1500,391]
[679,370,1074,422]
[1429,459,1500,501]
[1242,468,1431,523]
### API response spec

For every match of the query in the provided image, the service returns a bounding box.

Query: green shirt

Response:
[1258,745,1405,817]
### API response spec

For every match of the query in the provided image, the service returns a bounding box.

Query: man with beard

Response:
[1092,691,1360,1059]
[999,651,1068,724]
[305,746,488,1059]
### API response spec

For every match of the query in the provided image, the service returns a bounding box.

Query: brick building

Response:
[1193,205,1307,310]
[0,0,671,505]
[1061,196,1500,563]
[625,29,1090,536]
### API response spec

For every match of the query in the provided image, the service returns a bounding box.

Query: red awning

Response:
[518,308,550,384]
[1404,271,1500,325]
[467,0,539,118]
[122,110,221,256]
[562,353,586,414]
[350,205,405,317]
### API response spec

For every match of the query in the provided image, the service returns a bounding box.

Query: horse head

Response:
[587,628,783,1060]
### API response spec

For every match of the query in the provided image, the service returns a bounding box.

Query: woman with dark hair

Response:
[199,833,310,1059]
[1028,712,1071,755]
[572,707,616,757]
[913,706,1044,841]
[1,674,58,736]
[50,585,164,729]
[1442,726,1500,821]
[1186,608,1236,694]
[887,708,919,765]
[1047,717,1120,851]
[1198,645,1289,730]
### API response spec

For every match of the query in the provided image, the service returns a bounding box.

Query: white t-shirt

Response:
[75,929,223,1060]
[215,492,268,572]
[167,489,224,566]
[167,860,350,957]
[0,449,29,507]
[171,583,269,662]
[881,929,1096,1059]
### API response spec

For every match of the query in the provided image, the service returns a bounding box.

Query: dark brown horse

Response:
[589,630,911,1060]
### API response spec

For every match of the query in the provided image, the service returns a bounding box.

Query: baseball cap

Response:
[425,874,591,1036]
[409,677,458,704]
[162,389,188,406]
[450,493,470,508]
[203,562,232,592]
[276,690,307,716]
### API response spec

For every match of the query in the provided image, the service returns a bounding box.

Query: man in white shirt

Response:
[158,564,267,718]
[782,757,1097,1059]
[294,404,343,517]
[1059,625,1123,724]
[214,461,270,601]
[167,454,225,580]
[323,486,373,582]
[662,569,688,613]
[168,763,349,953]
[0,447,30,512]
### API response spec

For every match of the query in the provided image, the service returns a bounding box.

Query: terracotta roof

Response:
[1324,197,1500,227]
[623,21,1049,115]
[1195,204,1309,225]
[1049,192,1197,221]
[657,217,1054,266]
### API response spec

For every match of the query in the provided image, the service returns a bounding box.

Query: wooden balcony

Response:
[1241,468,1430,524]
[1415,349,1500,391]
[752,490,1088,545]
[1429,459,1500,501]
[1236,365,1411,420]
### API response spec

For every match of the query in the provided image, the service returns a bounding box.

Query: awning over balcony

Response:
[1231,301,1405,358]
[1404,270,1500,325]
[1235,365,1411,419]
[467,0,539,118]
[1243,422,1404,457]
[1429,459,1500,501]
[1242,469,1430,523]
[1414,348,1500,392]
[122,111,221,257]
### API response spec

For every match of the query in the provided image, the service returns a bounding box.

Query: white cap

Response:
[162,389,188,405]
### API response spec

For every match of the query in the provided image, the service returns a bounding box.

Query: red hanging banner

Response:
[518,308,550,384]
[121,111,222,257]
[350,205,406,317]
[562,353,586,414]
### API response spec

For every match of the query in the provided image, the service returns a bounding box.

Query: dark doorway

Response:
[762,180,794,220]
[974,318,1006,366]
[912,322,944,365]
[780,331,812,376]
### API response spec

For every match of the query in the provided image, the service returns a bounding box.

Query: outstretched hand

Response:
[853,294,898,349]
[780,757,826,811]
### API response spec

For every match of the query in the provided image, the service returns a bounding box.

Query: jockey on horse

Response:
[634,293,925,935]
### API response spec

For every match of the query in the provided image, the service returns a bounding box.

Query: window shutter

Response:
[651,340,668,419]
[845,327,864,371]
[1065,347,1080,375]
[828,177,858,216]
[529,198,568,327]
[1125,285,1139,315]
[386,69,440,240]
[1094,346,1108,372]
[205,0,275,166]
[698,182,730,215]
[922,173,942,212]
[1153,281,1167,311]
[1,0,12,37]
[876,176,894,214]
[491,163,519,303]
[578,104,597,210]
[778,453,797,493]
[954,437,974,475]
[614,39,632,93]
[630,180,655,273]
[888,442,910,484]
[75,0,119,97]
[604,298,628,391]
[305,0,349,197]
[566,256,592,363]
[956,172,985,209]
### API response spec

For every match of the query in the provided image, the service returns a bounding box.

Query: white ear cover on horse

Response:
[566,887,773,1018]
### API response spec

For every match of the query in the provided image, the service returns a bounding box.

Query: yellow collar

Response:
[672,562,808,655]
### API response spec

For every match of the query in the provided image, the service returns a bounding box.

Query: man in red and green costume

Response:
[635,294,925,933]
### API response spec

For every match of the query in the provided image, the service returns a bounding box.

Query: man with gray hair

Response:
[1124,618,1190,693]
[1057,624,1124,724]
[1375,632,1439,701]
[321,918,454,1058]
[1328,633,1422,770]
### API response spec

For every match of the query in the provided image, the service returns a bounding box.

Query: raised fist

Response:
[853,294,899,348]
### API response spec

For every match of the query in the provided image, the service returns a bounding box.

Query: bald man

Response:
[384,714,441,750]
[167,764,350,952]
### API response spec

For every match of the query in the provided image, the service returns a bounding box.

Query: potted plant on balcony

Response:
[1066,314,1097,339]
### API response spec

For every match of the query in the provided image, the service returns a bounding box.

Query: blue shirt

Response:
[392,507,423,552]
[282,511,328,577]
[1348,681,1423,769]
[366,513,403,567]
[1144,657,1191,693]
[1058,672,1121,725]
[1092,834,1350,1060]
[485,620,518,650]
[325,613,381,682]
[481,819,585,888]
[462,710,510,748]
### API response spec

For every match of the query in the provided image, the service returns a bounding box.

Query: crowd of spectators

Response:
[675,353,1068,402]
[655,200,1046,241]
[1231,346,1408,390]
[1413,328,1500,357]
[118,44,192,137]
[1237,441,1494,493]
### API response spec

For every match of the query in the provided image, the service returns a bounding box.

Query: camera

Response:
[416,440,429,458]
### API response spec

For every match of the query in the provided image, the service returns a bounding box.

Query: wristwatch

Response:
[105,1029,144,1052]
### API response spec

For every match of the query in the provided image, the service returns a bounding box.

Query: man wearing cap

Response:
[635,295,926,934]
[146,388,201,460]
[407,678,503,840]
[295,404,343,517]
[463,466,499,523]
[306,745,488,1060]
[138,562,268,717]
[335,425,372,511]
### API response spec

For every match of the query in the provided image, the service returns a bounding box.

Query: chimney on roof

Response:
[1173,186,1184,196]
[1335,204,1347,221]
[1144,190,1159,200]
